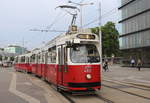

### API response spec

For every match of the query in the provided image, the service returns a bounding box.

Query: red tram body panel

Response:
[46,64,58,85]
[41,64,46,78]
[36,64,42,77]
[31,64,37,74]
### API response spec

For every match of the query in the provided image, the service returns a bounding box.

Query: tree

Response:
[91,21,120,57]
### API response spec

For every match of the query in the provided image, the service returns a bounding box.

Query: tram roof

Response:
[45,29,99,49]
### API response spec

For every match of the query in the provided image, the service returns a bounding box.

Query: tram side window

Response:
[48,46,56,63]
[15,57,18,63]
[30,56,32,63]
[47,52,51,63]
[39,54,43,63]
[31,54,36,63]
[38,54,41,63]
[26,57,29,63]
[21,56,25,63]
[42,54,45,63]
[18,57,21,63]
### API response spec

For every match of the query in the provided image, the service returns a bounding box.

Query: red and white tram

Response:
[14,27,101,94]
[15,53,32,73]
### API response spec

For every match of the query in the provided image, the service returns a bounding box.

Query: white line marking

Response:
[29,77,68,103]
[9,72,40,103]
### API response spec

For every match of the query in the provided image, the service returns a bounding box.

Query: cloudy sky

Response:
[0,0,119,50]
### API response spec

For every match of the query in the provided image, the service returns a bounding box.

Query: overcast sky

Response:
[0,0,119,50]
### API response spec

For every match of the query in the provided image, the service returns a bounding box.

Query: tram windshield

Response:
[70,44,100,63]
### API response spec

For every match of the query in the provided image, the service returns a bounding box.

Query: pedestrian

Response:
[103,59,109,72]
[137,59,142,71]
[131,59,135,67]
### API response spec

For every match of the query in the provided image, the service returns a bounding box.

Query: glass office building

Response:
[119,0,150,66]
[4,45,27,55]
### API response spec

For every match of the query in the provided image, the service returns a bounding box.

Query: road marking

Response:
[9,72,41,103]
[29,78,55,103]
[29,76,68,103]
[17,82,33,86]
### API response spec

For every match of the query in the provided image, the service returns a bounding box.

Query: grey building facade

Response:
[4,45,28,55]
[119,0,150,66]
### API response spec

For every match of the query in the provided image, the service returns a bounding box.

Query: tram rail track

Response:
[103,79,150,91]
[59,91,114,103]
[102,84,150,100]
[59,92,75,103]
[123,81,150,89]
[28,72,114,103]
[103,77,150,89]
[95,94,114,103]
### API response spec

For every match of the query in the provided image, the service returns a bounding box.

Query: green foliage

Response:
[91,21,120,57]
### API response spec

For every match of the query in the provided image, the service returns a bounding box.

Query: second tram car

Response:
[15,53,32,73]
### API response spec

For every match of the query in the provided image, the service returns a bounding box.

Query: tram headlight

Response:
[86,74,92,80]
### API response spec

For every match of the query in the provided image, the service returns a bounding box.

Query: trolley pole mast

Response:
[68,1,94,29]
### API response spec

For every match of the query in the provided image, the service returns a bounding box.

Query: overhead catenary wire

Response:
[46,12,62,29]
[29,12,68,42]
[46,11,66,29]
[82,7,118,27]
[31,11,69,33]
[27,1,120,49]
[30,29,66,32]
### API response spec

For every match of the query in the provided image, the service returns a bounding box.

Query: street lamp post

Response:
[98,2,102,63]
[98,2,103,88]
[68,1,94,29]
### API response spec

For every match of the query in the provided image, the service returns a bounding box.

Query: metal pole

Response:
[98,2,103,83]
[80,5,83,28]
[22,37,24,54]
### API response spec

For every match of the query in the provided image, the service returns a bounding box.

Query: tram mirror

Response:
[73,46,80,51]
[66,41,73,48]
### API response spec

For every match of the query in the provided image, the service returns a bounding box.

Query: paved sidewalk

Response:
[102,64,150,86]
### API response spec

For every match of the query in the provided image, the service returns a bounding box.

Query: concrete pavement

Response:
[0,68,28,103]
[102,64,150,87]
[0,67,68,103]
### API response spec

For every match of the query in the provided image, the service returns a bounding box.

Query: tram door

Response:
[58,45,65,85]
[42,53,47,79]
[35,55,38,74]
[44,52,48,80]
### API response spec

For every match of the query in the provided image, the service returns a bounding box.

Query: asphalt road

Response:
[0,67,28,103]
[0,67,68,103]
